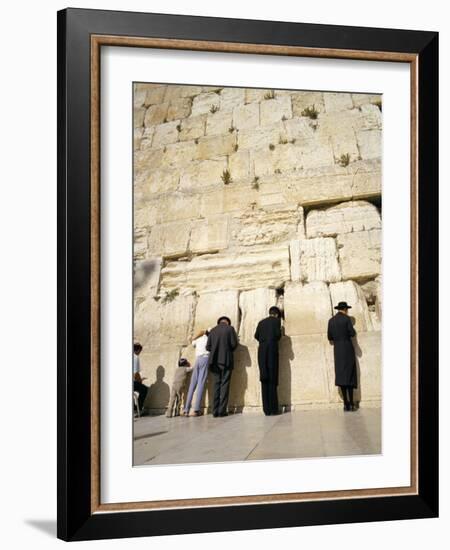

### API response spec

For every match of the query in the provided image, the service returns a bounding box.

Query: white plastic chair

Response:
[133,391,140,417]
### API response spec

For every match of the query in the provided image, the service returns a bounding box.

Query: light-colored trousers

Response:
[184,355,209,413]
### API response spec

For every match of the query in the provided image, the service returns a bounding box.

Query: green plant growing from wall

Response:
[269,143,275,151]
[264,90,275,100]
[221,169,233,185]
[301,105,319,120]
[252,176,260,190]
[338,153,350,167]
[210,104,219,114]
[161,289,179,304]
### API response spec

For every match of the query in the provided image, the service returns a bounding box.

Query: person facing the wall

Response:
[133,343,148,414]
[327,301,357,411]
[254,306,282,416]
[206,316,238,417]
[166,358,193,418]
[183,329,210,417]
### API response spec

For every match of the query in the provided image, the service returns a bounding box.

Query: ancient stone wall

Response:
[134,83,382,413]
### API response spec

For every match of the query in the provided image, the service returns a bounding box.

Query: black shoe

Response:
[219,412,229,417]
[343,404,351,412]
[213,413,219,418]
[350,404,357,411]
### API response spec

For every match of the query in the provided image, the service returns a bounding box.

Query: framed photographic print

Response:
[57,8,439,541]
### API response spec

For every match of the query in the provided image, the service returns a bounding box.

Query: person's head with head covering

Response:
[178,357,190,368]
[134,342,143,355]
[334,301,352,313]
[217,316,231,325]
[268,306,281,318]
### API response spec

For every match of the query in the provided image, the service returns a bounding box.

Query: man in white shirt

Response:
[183,330,210,416]
[133,343,148,413]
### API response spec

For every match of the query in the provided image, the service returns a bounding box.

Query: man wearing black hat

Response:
[327,302,357,411]
[254,306,282,416]
[206,316,239,417]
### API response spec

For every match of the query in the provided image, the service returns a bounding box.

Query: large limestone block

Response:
[144,103,169,127]
[278,334,330,406]
[134,257,162,300]
[245,88,272,103]
[315,109,370,138]
[238,123,285,151]
[200,186,259,216]
[193,290,240,334]
[139,193,202,224]
[228,150,251,180]
[179,158,227,190]
[147,221,191,257]
[324,331,381,404]
[205,110,233,136]
[194,134,236,160]
[161,141,197,168]
[260,96,292,126]
[337,229,381,279]
[291,91,325,117]
[134,226,149,260]
[189,215,229,253]
[219,87,246,112]
[239,288,278,343]
[134,86,147,108]
[290,237,341,283]
[143,85,166,106]
[232,204,304,247]
[306,200,381,238]
[351,93,382,108]
[361,276,382,329]
[151,121,180,147]
[233,102,260,130]
[139,345,182,410]
[284,117,316,141]
[359,104,382,130]
[166,97,192,121]
[164,85,203,102]
[283,282,332,336]
[228,344,260,409]
[135,292,195,349]
[356,129,382,160]
[179,114,206,142]
[323,92,354,112]
[134,168,179,197]
[329,280,373,332]
[134,107,146,128]
[331,131,360,163]
[191,92,221,116]
[160,246,291,293]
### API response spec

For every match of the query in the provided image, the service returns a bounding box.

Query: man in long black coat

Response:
[206,316,238,417]
[254,306,282,416]
[327,301,357,411]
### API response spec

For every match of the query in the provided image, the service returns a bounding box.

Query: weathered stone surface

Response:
[283,282,332,336]
[205,110,233,136]
[290,238,341,283]
[291,91,325,117]
[179,158,227,190]
[135,292,195,348]
[359,104,382,130]
[245,88,272,103]
[167,97,192,121]
[331,131,360,164]
[239,288,278,343]
[147,221,191,257]
[190,216,230,253]
[134,168,180,196]
[134,226,149,260]
[337,229,381,280]
[356,129,382,159]
[219,87,246,112]
[164,85,203,102]
[194,134,236,160]
[134,257,162,300]
[152,121,180,147]
[278,334,330,405]
[233,204,304,247]
[228,151,251,180]
[191,92,220,116]
[306,200,381,238]
[351,93,382,108]
[233,102,259,130]
[134,86,147,108]
[134,127,144,150]
[329,280,373,332]
[160,246,291,293]
[200,185,259,216]
[179,114,206,142]
[238,123,285,151]
[162,141,197,167]
[193,290,239,334]
[284,117,315,141]
[260,96,292,126]
[361,276,382,328]
[143,85,166,106]
[134,107,146,128]
[144,103,169,126]
[323,92,354,112]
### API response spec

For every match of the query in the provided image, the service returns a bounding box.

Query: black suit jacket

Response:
[206,323,238,371]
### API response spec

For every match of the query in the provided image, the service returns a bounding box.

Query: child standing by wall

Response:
[166,358,193,418]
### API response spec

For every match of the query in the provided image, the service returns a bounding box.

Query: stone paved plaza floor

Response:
[133,407,381,466]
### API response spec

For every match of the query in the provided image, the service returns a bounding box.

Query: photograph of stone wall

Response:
[133,83,382,414]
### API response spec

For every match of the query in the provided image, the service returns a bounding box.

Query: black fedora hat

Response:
[334,301,352,310]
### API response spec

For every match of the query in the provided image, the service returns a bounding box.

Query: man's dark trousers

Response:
[261,381,279,415]
[211,365,232,416]
[133,380,148,410]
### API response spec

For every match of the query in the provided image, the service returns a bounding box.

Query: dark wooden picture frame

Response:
[57,8,438,541]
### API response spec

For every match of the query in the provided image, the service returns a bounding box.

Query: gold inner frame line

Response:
[90,34,419,514]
